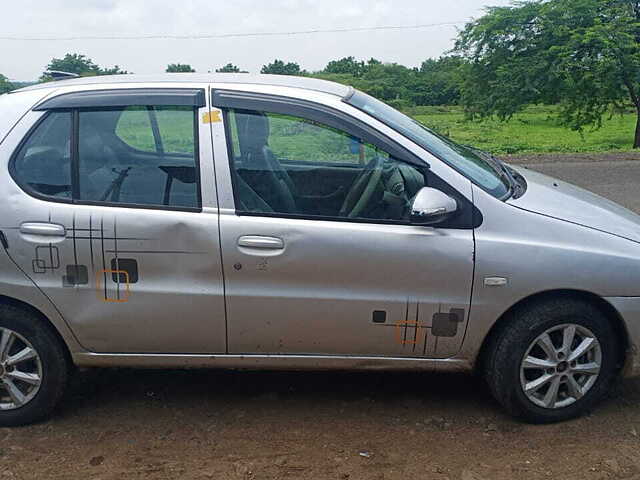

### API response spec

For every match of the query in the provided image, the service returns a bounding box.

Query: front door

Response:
[3,88,226,354]
[213,92,475,358]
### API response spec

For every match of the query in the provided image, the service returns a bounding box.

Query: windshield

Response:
[346,91,511,199]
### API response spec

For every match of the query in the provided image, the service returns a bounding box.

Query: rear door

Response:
[1,87,226,354]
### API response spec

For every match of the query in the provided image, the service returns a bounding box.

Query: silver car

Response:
[0,73,639,426]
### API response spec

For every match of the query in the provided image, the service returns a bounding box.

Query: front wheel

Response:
[0,305,69,426]
[485,298,619,423]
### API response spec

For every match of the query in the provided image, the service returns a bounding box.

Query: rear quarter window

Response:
[11,112,72,199]
[0,90,52,145]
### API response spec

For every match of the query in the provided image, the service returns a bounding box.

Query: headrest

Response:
[236,111,270,157]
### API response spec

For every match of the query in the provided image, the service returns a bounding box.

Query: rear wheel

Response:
[485,298,619,423]
[0,305,69,426]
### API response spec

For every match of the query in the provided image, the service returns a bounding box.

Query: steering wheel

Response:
[339,156,385,218]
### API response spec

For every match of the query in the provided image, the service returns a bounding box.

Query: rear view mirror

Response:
[410,187,458,225]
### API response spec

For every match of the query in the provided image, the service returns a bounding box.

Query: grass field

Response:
[111,104,638,157]
[408,105,637,155]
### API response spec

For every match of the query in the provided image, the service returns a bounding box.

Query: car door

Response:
[2,87,226,354]
[212,89,476,358]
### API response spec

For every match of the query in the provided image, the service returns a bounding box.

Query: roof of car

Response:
[14,73,352,98]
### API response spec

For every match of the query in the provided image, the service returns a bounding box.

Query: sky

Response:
[0,0,514,81]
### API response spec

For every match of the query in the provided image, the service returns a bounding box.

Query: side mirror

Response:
[410,187,458,225]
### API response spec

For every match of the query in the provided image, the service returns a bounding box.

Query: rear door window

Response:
[79,106,199,208]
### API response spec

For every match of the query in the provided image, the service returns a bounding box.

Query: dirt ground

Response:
[504,151,640,164]
[3,370,640,480]
[3,152,640,480]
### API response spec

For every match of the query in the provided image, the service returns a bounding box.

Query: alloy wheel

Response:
[520,323,602,409]
[0,327,43,410]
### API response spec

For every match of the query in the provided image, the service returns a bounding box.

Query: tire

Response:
[0,304,69,426]
[485,298,619,424]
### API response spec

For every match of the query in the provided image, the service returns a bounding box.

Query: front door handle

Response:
[20,222,66,237]
[238,235,284,250]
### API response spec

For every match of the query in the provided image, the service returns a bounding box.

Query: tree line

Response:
[2,0,639,147]
[1,54,465,110]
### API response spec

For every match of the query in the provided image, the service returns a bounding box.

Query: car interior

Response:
[78,109,199,208]
[14,106,427,219]
[229,109,427,221]
[14,108,200,209]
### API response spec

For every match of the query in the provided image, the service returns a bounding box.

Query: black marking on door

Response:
[432,308,466,338]
[32,245,60,273]
[63,265,89,286]
[110,258,139,284]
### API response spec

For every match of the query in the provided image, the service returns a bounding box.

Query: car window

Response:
[226,108,427,222]
[12,111,72,199]
[78,107,199,208]
[347,90,511,199]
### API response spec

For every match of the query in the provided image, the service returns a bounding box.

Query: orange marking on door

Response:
[95,269,130,303]
[394,321,424,345]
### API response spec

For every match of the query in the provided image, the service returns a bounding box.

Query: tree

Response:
[40,53,128,81]
[416,56,465,105]
[359,62,417,104]
[166,63,195,73]
[41,53,99,81]
[261,59,305,76]
[455,0,640,148]
[322,57,383,77]
[0,74,13,94]
[100,65,129,75]
[324,56,367,76]
[216,63,247,73]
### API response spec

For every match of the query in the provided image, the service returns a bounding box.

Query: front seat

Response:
[235,111,298,214]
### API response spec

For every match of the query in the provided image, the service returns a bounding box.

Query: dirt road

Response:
[3,153,640,480]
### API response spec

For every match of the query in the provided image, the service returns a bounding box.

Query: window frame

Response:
[10,105,203,213]
[216,90,480,229]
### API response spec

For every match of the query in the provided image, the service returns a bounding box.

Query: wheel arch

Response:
[474,289,629,374]
[0,294,74,365]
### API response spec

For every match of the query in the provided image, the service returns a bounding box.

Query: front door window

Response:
[226,109,428,222]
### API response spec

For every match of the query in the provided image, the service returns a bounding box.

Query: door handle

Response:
[20,222,66,237]
[238,235,284,250]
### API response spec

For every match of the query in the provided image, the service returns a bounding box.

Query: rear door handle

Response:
[20,222,66,237]
[238,235,284,250]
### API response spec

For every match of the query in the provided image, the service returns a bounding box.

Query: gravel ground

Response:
[3,152,640,480]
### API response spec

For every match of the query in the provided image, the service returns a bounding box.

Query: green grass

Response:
[114,107,195,154]
[112,104,638,157]
[407,105,637,155]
